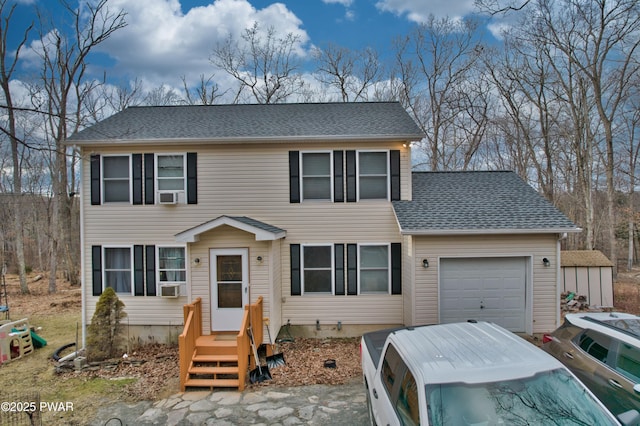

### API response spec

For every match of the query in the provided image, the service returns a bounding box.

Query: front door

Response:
[210,248,248,331]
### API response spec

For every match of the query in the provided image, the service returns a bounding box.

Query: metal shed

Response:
[561,250,614,308]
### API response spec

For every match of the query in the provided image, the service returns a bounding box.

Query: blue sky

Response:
[10,0,498,99]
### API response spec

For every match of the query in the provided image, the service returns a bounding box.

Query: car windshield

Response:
[426,368,616,425]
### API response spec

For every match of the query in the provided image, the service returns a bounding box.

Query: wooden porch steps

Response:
[180,297,263,393]
[184,333,242,391]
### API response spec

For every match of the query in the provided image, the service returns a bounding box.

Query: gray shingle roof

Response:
[228,216,286,235]
[392,171,580,234]
[175,215,286,243]
[67,102,425,144]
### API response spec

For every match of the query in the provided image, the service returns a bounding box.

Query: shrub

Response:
[86,287,127,361]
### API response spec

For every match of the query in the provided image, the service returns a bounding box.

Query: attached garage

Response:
[393,171,582,335]
[440,257,528,332]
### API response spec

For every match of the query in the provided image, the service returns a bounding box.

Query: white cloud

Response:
[375,0,476,22]
[344,9,356,21]
[92,0,310,90]
[321,0,354,5]
[321,0,356,22]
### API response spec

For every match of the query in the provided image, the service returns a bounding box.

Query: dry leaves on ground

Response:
[55,337,362,401]
[251,337,362,388]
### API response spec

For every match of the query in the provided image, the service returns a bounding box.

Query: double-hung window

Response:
[358,151,389,200]
[158,247,186,284]
[156,154,186,198]
[301,152,332,201]
[290,242,400,296]
[103,246,132,294]
[360,244,390,294]
[302,245,333,294]
[102,155,131,203]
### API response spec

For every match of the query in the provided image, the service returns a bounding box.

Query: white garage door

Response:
[440,257,527,332]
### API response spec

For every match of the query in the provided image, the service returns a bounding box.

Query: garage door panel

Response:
[440,257,526,332]
[502,296,523,309]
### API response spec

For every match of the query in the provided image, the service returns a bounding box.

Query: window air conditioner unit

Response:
[158,191,178,204]
[160,283,180,298]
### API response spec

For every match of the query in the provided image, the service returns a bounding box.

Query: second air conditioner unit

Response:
[158,191,179,204]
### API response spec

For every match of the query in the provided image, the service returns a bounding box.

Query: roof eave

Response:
[400,227,582,236]
[65,133,426,147]
[175,216,286,243]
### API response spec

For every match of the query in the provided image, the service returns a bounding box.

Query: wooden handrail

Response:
[237,296,263,389]
[178,297,202,392]
[178,296,262,392]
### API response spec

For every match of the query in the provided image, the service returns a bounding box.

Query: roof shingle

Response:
[67,102,425,144]
[392,171,579,234]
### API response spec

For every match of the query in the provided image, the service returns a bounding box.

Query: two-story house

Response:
[67,102,579,390]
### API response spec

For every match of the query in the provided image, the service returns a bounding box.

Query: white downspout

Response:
[555,233,568,328]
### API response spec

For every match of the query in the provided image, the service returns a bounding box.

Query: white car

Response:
[361,321,636,425]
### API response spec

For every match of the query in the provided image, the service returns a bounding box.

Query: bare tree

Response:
[533,0,640,273]
[313,43,382,102]
[619,84,640,270]
[475,0,532,14]
[181,74,226,105]
[0,0,34,293]
[143,83,182,106]
[34,0,126,292]
[484,39,561,201]
[212,22,306,104]
[394,15,486,170]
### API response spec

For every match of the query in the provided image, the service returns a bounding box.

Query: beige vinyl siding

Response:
[280,294,403,325]
[83,295,186,327]
[413,234,560,334]
[269,241,283,337]
[82,141,408,328]
[402,235,415,326]
[188,226,271,335]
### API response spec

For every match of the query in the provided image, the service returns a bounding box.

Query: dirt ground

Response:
[2,269,640,404]
[0,273,362,404]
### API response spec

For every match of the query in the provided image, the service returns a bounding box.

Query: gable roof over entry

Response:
[393,171,581,235]
[175,216,286,243]
[66,102,425,145]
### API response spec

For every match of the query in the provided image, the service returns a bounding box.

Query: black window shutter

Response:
[346,150,356,202]
[290,244,301,296]
[145,245,156,296]
[333,151,344,203]
[132,154,143,205]
[289,151,300,203]
[335,244,345,295]
[90,155,101,205]
[347,243,358,295]
[391,243,402,295]
[134,245,144,296]
[92,245,102,296]
[144,153,155,205]
[390,150,401,201]
[187,152,198,204]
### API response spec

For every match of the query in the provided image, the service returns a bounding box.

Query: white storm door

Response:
[210,248,248,331]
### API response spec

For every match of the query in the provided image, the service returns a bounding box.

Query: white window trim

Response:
[300,151,334,202]
[101,154,132,204]
[358,243,391,295]
[155,153,187,203]
[156,244,187,297]
[301,244,335,295]
[102,245,134,295]
[356,150,390,201]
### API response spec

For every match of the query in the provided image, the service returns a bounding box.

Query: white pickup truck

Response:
[360,321,628,426]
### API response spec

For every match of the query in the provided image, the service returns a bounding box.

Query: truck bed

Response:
[362,326,405,368]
